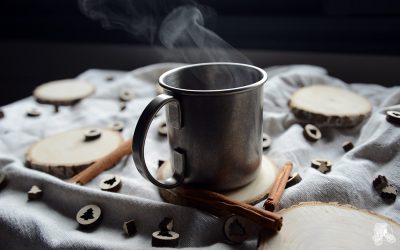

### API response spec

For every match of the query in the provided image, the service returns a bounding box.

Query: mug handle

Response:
[132,94,185,188]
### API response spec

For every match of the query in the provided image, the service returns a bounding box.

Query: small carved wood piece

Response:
[123,219,137,236]
[26,128,123,179]
[285,172,302,189]
[311,159,332,174]
[289,85,372,127]
[158,122,167,136]
[373,175,388,193]
[223,215,251,244]
[76,204,102,229]
[120,101,127,111]
[105,75,114,81]
[262,133,272,150]
[381,185,398,202]
[159,217,174,232]
[109,121,125,132]
[303,124,321,142]
[54,105,60,113]
[386,110,400,125]
[119,90,134,102]
[26,108,41,117]
[258,202,400,250]
[33,79,95,106]
[27,185,43,200]
[263,162,293,211]
[84,128,102,141]
[99,175,121,192]
[0,171,8,189]
[152,230,180,248]
[342,141,354,152]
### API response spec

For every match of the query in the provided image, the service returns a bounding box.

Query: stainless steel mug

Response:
[132,62,267,191]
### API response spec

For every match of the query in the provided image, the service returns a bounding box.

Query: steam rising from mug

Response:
[78,0,251,65]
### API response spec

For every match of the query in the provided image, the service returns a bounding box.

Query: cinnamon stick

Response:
[69,139,132,185]
[173,186,283,231]
[263,162,293,211]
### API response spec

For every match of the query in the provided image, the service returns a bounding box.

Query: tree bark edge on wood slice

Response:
[33,79,95,106]
[25,128,123,179]
[289,85,372,127]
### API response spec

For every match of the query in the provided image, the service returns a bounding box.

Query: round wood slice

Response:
[33,79,95,105]
[289,85,372,127]
[158,156,278,205]
[258,202,400,250]
[26,128,123,179]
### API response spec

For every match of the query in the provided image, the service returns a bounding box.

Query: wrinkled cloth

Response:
[0,63,399,249]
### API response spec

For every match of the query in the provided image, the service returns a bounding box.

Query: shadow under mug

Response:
[132,62,268,191]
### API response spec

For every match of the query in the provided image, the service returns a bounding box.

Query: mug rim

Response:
[158,62,267,95]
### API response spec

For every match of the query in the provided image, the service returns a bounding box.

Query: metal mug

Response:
[132,62,267,191]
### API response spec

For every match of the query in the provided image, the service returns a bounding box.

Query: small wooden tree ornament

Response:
[289,85,372,127]
[99,175,122,192]
[76,204,102,229]
[26,128,123,179]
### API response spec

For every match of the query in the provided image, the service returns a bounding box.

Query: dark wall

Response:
[1,0,400,106]
[2,0,400,54]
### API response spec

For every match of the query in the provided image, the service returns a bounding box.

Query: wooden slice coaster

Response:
[26,128,123,179]
[158,156,278,206]
[289,85,372,127]
[33,79,95,105]
[258,202,400,250]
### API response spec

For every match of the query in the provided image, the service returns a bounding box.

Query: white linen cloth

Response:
[0,63,399,249]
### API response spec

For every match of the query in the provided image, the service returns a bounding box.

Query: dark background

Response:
[1,0,400,105]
